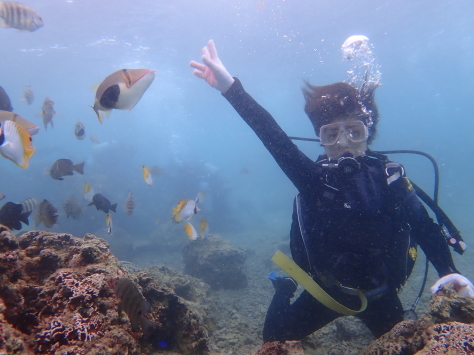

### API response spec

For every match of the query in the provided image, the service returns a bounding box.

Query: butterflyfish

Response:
[172,193,202,223]
[0,120,35,168]
[0,1,43,32]
[184,222,198,241]
[142,165,152,186]
[74,121,86,140]
[200,218,209,237]
[106,213,113,235]
[83,183,95,202]
[0,111,39,135]
[91,68,155,123]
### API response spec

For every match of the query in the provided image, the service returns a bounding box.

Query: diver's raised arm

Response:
[190,40,234,93]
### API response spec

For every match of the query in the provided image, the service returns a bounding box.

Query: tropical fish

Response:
[125,192,134,216]
[0,1,43,32]
[200,218,209,237]
[0,201,30,230]
[20,197,37,214]
[35,199,58,228]
[88,193,117,214]
[90,134,100,144]
[40,97,55,130]
[0,111,40,135]
[50,159,85,180]
[114,277,156,334]
[74,121,85,140]
[63,197,82,220]
[149,165,164,176]
[0,120,35,168]
[91,68,156,123]
[184,222,198,241]
[22,85,34,105]
[83,183,95,202]
[0,86,12,112]
[142,166,152,186]
[105,213,113,234]
[172,193,203,223]
[0,193,5,201]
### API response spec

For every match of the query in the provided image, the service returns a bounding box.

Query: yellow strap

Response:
[271,250,367,316]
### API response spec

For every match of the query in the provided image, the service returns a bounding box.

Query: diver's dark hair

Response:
[303,81,380,144]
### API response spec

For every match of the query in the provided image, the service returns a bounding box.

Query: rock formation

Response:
[0,226,211,355]
[182,234,248,290]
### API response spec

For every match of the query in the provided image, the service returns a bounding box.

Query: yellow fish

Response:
[0,120,34,168]
[91,69,156,123]
[200,218,209,237]
[184,222,198,241]
[408,247,417,261]
[142,165,152,186]
[83,183,95,202]
[106,213,113,235]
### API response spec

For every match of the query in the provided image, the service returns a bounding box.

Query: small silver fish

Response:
[40,97,55,130]
[125,192,134,216]
[0,1,43,32]
[106,213,112,234]
[22,85,34,105]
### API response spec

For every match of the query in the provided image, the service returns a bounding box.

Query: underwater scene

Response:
[1,0,474,354]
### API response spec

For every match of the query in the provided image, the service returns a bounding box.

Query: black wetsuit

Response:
[222,78,459,341]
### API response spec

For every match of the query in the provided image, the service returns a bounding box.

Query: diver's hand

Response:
[190,39,234,93]
[431,273,474,298]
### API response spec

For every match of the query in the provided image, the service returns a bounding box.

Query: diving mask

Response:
[319,120,368,146]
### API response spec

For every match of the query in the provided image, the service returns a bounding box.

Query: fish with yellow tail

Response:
[91,69,155,123]
[106,213,113,235]
[200,218,209,237]
[0,111,39,135]
[0,1,43,32]
[83,183,95,202]
[0,120,34,168]
[171,192,203,223]
[142,165,152,186]
[184,222,198,241]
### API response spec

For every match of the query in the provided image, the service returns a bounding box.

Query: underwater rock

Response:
[360,283,474,355]
[251,341,305,355]
[0,226,212,355]
[182,234,248,290]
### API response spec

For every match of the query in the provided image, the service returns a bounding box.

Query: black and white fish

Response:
[0,1,43,32]
[125,192,134,216]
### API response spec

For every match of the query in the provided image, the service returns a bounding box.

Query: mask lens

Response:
[319,121,368,145]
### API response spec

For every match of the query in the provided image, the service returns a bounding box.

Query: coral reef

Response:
[251,341,305,355]
[182,234,248,290]
[360,283,474,355]
[0,226,211,355]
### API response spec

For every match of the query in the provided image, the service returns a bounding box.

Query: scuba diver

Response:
[190,39,474,341]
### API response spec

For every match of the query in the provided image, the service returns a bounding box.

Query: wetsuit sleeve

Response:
[222,78,317,193]
[400,180,459,277]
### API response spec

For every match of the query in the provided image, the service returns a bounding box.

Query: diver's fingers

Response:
[192,69,206,79]
[207,39,218,60]
[190,61,206,72]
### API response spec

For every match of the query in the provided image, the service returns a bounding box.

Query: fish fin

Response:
[90,105,103,124]
[34,215,42,227]
[73,161,85,175]
[20,211,31,226]
[50,120,54,128]
[87,202,94,206]
[91,83,100,92]
[110,203,117,213]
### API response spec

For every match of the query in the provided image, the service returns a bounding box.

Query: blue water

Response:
[0,0,473,277]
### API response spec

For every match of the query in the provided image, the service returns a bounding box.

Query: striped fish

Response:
[0,1,43,32]
[125,192,134,216]
[114,278,156,334]
[20,197,37,214]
